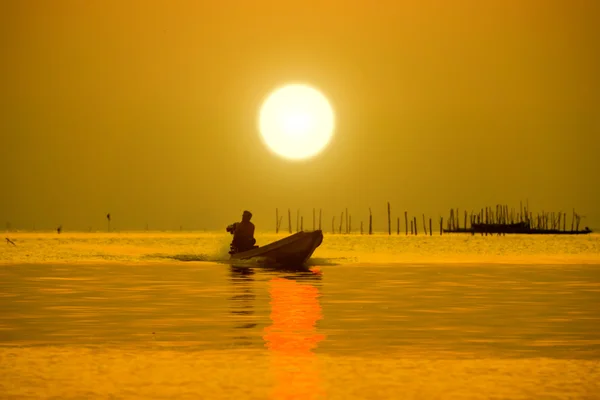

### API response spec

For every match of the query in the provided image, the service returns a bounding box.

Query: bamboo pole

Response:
[440,217,443,235]
[485,208,488,236]
[520,201,523,223]
[529,212,533,229]
[541,210,545,230]
[369,208,373,235]
[429,218,432,236]
[397,217,400,235]
[404,211,408,235]
[276,208,279,233]
[339,212,344,234]
[423,214,427,235]
[413,217,418,235]
[410,220,414,235]
[346,208,349,234]
[288,209,292,234]
[387,202,391,235]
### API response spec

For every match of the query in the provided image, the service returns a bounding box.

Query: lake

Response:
[1,232,599,399]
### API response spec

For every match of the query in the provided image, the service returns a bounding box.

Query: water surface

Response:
[1,232,599,399]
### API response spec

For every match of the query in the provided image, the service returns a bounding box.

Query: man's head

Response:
[242,210,252,221]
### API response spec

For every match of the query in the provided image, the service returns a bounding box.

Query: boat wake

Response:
[142,253,349,267]
[306,257,354,266]
[143,253,226,262]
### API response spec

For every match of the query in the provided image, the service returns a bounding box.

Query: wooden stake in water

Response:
[429,218,432,236]
[404,211,408,236]
[288,209,292,234]
[414,217,418,235]
[387,202,391,236]
[346,208,349,234]
[397,217,400,235]
[440,217,443,235]
[520,201,523,223]
[276,208,279,233]
[369,208,373,235]
[423,214,427,235]
[339,211,343,234]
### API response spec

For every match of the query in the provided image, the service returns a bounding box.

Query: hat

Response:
[243,210,252,217]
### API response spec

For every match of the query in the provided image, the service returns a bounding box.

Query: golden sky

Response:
[1,1,598,231]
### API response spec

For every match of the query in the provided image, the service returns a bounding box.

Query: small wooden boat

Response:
[229,230,323,266]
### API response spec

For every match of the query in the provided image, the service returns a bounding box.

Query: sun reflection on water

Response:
[263,272,326,399]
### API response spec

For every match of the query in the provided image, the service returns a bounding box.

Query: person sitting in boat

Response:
[226,210,257,254]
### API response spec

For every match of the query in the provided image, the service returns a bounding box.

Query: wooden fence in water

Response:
[274,202,592,236]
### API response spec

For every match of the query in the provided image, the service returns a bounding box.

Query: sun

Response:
[258,84,335,160]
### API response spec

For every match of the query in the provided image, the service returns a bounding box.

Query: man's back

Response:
[232,220,256,252]
[234,220,255,239]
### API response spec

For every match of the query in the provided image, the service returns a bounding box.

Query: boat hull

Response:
[230,230,324,266]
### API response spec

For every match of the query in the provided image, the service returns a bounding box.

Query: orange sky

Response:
[1,1,598,231]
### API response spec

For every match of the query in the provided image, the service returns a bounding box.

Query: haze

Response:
[1,1,598,232]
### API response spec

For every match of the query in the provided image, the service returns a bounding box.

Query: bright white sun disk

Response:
[259,84,335,160]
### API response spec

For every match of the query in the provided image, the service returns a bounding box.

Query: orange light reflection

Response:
[263,277,325,400]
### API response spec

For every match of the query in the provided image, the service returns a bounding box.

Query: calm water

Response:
[1,232,600,399]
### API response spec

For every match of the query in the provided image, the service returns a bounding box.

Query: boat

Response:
[445,222,592,235]
[229,230,324,266]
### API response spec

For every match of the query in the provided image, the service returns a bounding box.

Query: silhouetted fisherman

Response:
[227,210,257,254]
